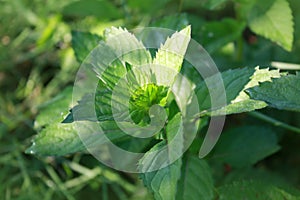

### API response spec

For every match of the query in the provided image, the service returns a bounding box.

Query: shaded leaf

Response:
[62,0,122,20]
[151,14,190,30]
[217,180,299,200]
[199,18,246,53]
[139,114,184,200]
[201,0,229,10]
[127,0,172,13]
[211,125,280,168]
[176,156,214,200]
[71,31,102,63]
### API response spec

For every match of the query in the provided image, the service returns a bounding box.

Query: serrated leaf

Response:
[62,0,122,20]
[196,67,255,111]
[196,67,282,116]
[104,27,152,66]
[153,26,191,86]
[211,125,280,168]
[199,18,246,53]
[176,156,214,200]
[248,0,294,51]
[139,114,184,200]
[63,80,114,123]
[140,158,181,200]
[67,27,154,124]
[217,180,300,200]
[247,73,300,112]
[26,123,85,156]
[71,31,102,63]
[34,87,73,129]
[26,120,129,156]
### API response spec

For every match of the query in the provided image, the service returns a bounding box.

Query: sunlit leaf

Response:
[248,0,294,51]
[247,73,300,112]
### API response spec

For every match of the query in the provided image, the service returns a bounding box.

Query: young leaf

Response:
[248,0,294,51]
[176,156,214,200]
[247,73,300,112]
[217,180,299,199]
[104,27,152,66]
[71,31,102,63]
[210,125,280,168]
[153,26,191,86]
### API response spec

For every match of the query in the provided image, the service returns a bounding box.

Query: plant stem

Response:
[178,0,184,12]
[249,111,300,134]
[235,35,244,62]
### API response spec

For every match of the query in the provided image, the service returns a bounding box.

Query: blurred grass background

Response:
[1,0,300,199]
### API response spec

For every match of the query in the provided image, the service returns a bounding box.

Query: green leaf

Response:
[104,27,152,66]
[196,67,282,116]
[199,18,246,53]
[248,0,294,51]
[247,73,300,112]
[176,156,214,200]
[63,80,114,123]
[62,0,122,20]
[218,167,300,195]
[127,0,171,13]
[197,67,254,111]
[212,67,282,115]
[26,123,85,156]
[217,180,300,200]
[67,27,154,124]
[211,125,280,168]
[71,31,102,63]
[34,87,73,129]
[141,158,181,200]
[129,84,169,124]
[201,0,229,10]
[153,26,191,86]
[139,114,184,200]
[139,147,181,200]
[151,14,190,30]
[26,120,129,156]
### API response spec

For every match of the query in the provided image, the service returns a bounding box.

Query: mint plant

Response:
[26,24,300,199]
